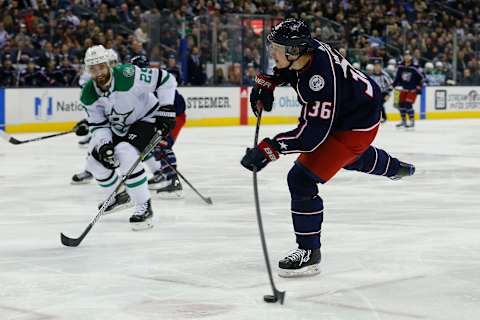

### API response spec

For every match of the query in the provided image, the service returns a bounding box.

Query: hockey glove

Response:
[96,143,119,169]
[241,138,280,172]
[250,74,277,117]
[155,105,176,135]
[73,119,89,136]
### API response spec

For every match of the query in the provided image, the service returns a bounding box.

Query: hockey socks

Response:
[288,164,323,250]
[344,146,401,178]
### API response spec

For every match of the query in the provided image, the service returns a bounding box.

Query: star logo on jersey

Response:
[108,108,133,134]
[278,141,288,150]
[123,66,135,77]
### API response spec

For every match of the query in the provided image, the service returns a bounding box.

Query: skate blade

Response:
[102,202,134,215]
[131,219,154,231]
[70,179,92,185]
[156,190,184,199]
[278,265,320,278]
[148,180,171,190]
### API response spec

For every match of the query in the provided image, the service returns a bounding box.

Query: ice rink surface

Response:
[1,119,480,320]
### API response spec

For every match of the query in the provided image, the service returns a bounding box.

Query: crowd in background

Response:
[0,0,479,87]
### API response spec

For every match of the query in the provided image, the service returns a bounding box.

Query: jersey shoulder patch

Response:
[113,64,135,92]
[80,80,99,106]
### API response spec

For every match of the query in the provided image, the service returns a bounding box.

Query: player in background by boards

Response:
[130,55,187,198]
[241,19,415,277]
[79,45,176,230]
[392,50,424,128]
[72,49,119,184]
[369,59,393,122]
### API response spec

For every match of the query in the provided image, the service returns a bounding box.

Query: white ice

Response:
[0,119,480,320]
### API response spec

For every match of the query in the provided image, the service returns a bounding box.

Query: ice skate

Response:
[71,170,93,185]
[396,120,406,128]
[148,170,171,190]
[129,199,154,231]
[390,161,415,180]
[278,247,321,278]
[98,188,133,214]
[156,175,183,199]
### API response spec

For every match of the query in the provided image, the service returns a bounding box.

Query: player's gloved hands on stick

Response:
[73,119,89,136]
[155,105,176,135]
[241,138,280,172]
[250,74,277,117]
[96,143,119,169]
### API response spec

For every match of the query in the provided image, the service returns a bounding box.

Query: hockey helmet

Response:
[130,55,150,68]
[267,19,316,57]
[84,45,109,67]
[106,49,119,64]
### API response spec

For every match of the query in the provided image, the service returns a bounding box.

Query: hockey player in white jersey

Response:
[72,49,120,184]
[80,45,176,230]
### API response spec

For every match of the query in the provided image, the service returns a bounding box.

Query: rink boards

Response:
[1,86,479,133]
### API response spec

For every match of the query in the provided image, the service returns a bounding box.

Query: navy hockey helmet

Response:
[267,19,316,57]
[130,55,150,68]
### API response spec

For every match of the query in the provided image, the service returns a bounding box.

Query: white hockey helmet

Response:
[388,58,396,65]
[366,64,374,72]
[425,62,434,70]
[106,49,118,63]
[352,62,361,70]
[435,61,443,68]
[386,64,396,73]
[84,45,109,67]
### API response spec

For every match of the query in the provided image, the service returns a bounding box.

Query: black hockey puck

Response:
[263,294,278,303]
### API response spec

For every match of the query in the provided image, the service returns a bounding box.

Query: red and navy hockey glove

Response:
[250,74,277,117]
[241,138,280,172]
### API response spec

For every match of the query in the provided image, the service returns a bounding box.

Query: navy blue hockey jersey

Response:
[392,63,424,91]
[273,40,382,154]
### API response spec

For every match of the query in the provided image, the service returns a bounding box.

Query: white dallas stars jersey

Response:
[80,64,177,147]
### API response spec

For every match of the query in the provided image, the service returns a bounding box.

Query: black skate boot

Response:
[71,170,93,185]
[129,199,154,231]
[278,247,321,278]
[148,171,170,190]
[390,161,415,180]
[396,120,407,128]
[98,189,133,214]
[405,119,415,128]
[156,175,183,199]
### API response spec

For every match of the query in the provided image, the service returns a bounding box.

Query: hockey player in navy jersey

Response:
[130,55,186,198]
[241,19,415,277]
[392,51,424,128]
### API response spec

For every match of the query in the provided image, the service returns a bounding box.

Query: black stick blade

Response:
[61,233,81,247]
[60,224,92,247]
[9,138,22,145]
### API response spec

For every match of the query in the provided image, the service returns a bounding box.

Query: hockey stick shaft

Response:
[160,159,213,205]
[61,131,164,247]
[252,109,285,304]
[0,129,74,145]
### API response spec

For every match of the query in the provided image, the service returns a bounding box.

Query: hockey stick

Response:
[0,129,74,145]
[252,109,286,304]
[159,159,213,205]
[60,131,164,247]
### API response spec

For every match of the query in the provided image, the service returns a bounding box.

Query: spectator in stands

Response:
[459,68,478,85]
[187,46,206,85]
[0,22,9,49]
[243,63,256,86]
[19,58,49,87]
[166,54,181,84]
[0,57,17,87]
